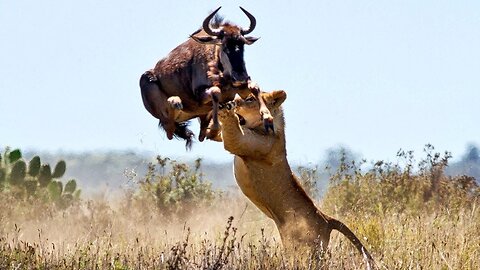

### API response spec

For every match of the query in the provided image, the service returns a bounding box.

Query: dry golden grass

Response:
[1,148,479,269]
[1,190,478,270]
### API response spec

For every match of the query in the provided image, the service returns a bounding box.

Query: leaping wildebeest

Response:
[140,7,273,149]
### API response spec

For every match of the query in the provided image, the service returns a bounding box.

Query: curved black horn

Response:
[202,6,223,36]
[239,7,256,35]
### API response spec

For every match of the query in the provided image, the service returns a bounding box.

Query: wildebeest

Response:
[140,7,273,149]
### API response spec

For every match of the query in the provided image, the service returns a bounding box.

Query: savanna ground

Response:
[1,145,479,269]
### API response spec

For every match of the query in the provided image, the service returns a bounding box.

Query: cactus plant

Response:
[57,181,63,194]
[38,164,52,187]
[0,168,6,183]
[9,160,27,185]
[48,181,62,201]
[24,180,38,196]
[64,179,77,194]
[74,189,81,199]
[1,148,81,209]
[28,156,41,177]
[52,160,66,178]
[8,149,22,163]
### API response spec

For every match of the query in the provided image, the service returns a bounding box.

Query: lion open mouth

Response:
[236,114,246,125]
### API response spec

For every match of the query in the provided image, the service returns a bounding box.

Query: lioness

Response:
[218,90,375,266]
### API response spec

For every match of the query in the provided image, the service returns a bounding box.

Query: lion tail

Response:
[329,218,377,270]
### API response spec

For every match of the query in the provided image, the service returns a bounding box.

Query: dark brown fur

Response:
[139,9,271,149]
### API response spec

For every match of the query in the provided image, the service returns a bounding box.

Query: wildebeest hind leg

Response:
[139,71,176,140]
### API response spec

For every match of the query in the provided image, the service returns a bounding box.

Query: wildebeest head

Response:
[191,7,259,87]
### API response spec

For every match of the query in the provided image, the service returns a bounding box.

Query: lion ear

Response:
[271,90,287,108]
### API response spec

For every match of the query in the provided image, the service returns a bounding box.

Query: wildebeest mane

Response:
[210,13,224,28]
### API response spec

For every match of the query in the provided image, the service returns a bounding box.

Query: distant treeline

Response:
[22,150,236,196]
[19,144,479,197]
[446,144,480,181]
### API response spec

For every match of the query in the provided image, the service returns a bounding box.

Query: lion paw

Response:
[225,101,237,110]
[219,107,236,121]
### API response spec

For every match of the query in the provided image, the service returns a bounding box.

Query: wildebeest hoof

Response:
[206,127,221,141]
[166,131,175,140]
[167,96,183,110]
[199,128,207,142]
[247,80,260,92]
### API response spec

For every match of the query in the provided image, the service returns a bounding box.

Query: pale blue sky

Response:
[1,0,479,163]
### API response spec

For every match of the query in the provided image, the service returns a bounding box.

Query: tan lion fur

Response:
[218,91,375,267]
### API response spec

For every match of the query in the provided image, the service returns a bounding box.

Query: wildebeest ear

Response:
[244,36,260,45]
[190,35,221,44]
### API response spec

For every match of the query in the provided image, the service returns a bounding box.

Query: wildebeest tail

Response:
[174,122,194,150]
[155,120,194,150]
[329,218,376,269]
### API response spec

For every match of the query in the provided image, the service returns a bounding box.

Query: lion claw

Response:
[226,101,236,110]
[220,101,236,110]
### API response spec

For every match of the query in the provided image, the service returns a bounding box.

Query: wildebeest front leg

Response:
[205,86,222,140]
[167,96,183,110]
[198,113,212,142]
[248,80,274,132]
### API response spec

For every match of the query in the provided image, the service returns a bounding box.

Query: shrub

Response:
[296,165,321,199]
[323,144,480,216]
[134,156,219,217]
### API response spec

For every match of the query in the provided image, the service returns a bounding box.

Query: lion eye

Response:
[245,96,256,103]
